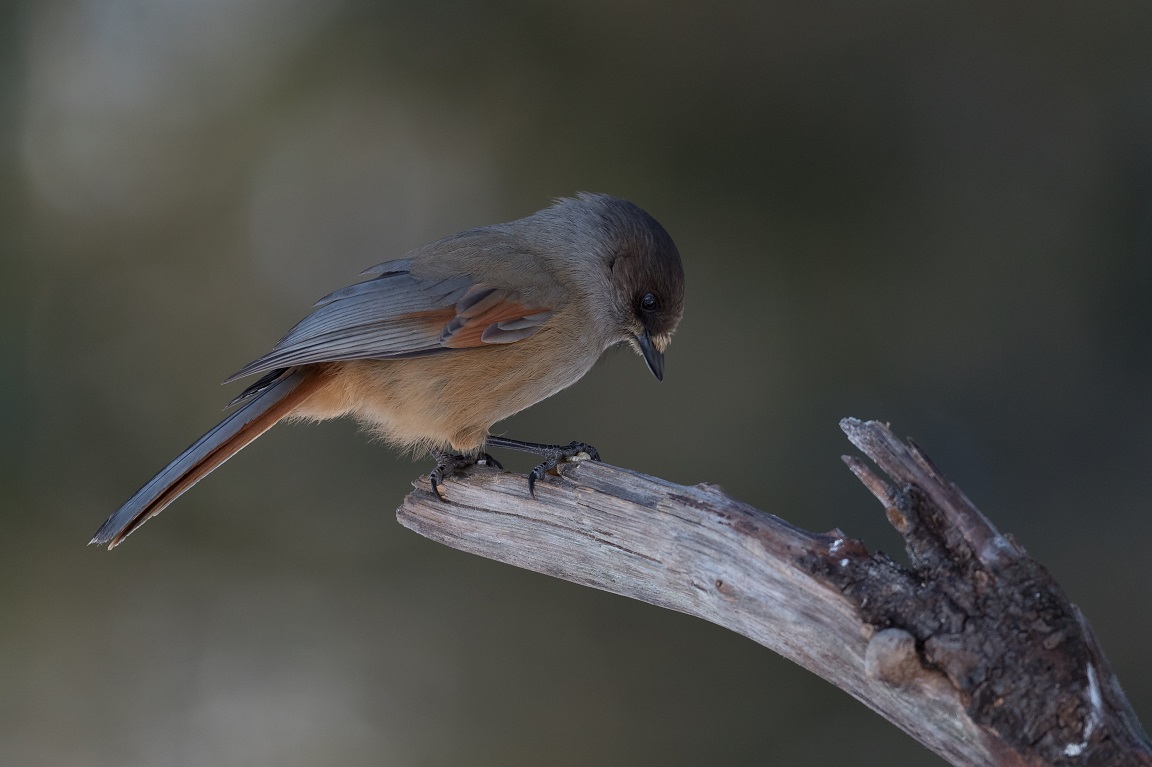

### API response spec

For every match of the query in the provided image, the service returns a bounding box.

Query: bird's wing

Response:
[224,257,554,386]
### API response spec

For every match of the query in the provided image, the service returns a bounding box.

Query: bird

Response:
[90,193,685,549]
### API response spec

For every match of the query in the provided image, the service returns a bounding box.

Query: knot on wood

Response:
[865,628,930,688]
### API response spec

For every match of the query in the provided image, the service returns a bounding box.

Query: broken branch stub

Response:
[827,418,1150,766]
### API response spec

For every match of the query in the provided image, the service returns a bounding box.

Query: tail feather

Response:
[91,368,325,549]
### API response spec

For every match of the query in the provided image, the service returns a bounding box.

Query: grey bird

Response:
[92,193,685,549]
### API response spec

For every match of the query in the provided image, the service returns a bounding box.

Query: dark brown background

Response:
[3,1,1151,765]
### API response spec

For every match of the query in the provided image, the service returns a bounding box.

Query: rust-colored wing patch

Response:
[441,287,553,349]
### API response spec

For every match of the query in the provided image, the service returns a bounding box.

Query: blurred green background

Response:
[3,1,1151,765]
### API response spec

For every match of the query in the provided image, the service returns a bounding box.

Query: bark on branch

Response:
[396,418,1150,767]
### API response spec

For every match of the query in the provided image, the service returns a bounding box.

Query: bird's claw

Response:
[526,441,600,497]
[429,459,454,503]
[429,451,503,502]
[476,452,503,470]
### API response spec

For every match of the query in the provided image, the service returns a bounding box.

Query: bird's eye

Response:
[640,293,659,312]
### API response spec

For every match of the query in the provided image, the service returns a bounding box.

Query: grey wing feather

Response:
[478,312,554,344]
[313,271,469,310]
[357,257,415,277]
[480,325,542,344]
[225,270,473,382]
[488,311,553,331]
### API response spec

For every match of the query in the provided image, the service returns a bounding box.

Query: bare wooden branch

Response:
[396,418,1151,767]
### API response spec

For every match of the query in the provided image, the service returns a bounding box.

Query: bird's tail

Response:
[90,368,327,549]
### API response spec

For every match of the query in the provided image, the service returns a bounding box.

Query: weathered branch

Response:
[396,418,1151,767]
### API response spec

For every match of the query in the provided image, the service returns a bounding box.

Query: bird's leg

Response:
[429,449,503,502]
[483,436,601,496]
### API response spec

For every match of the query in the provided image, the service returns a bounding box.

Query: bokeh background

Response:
[3,1,1151,765]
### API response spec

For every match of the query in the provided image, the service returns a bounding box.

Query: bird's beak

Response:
[636,331,665,382]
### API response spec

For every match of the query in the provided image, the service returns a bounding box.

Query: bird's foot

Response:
[483,436,600,497]
[429,450,503,501]
[526,441,600,497]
